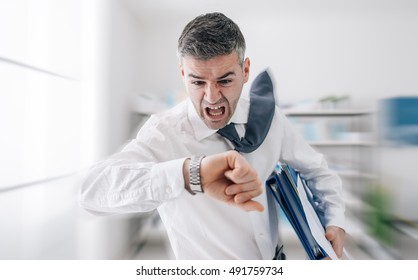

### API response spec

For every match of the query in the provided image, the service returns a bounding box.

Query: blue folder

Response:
[266,163,329,260]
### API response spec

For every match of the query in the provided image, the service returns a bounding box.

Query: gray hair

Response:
[177,12,246,65]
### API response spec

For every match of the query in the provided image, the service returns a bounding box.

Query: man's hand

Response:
[325,225,345,258]
[184,151,264,212]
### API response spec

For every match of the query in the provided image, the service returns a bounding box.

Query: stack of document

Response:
[266,163,340,260]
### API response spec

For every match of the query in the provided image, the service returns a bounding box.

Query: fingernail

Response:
[235,195,245,203]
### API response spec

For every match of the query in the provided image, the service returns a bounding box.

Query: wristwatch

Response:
[188,155,205,195]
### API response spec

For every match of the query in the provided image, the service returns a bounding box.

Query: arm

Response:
[277,109,346,255]
[79,139,188,215]
[279,112,345,229]
[80,142,264,215]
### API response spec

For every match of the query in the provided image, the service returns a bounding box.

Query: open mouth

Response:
[206,105,225,117]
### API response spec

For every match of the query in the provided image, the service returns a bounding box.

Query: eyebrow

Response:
[188,71,236,80]
[217,71,236,80]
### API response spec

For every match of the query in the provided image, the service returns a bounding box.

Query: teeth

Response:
[206,105,224,117]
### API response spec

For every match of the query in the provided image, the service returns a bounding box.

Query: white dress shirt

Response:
[79,96,345,260]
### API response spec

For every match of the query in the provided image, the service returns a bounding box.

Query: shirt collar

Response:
[188,97,250,141]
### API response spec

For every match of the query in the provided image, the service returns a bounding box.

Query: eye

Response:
[191,80,205,86]
[218,79,232,86]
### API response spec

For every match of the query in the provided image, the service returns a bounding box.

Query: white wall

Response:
[0,0,82,188]
[242,11,418,107]
[0,0,83,259]
[77,0,149,259]
[125,0,418,110]
[0,0,145,260]
[81,0,145,160]
[105,0,146,152]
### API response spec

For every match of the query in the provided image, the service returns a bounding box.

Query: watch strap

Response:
[188,155,205,195]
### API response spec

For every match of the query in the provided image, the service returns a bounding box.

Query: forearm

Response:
[79,156,186,215]
[279,110,345,229]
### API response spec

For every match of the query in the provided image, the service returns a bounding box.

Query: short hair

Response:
[177,12,246,64]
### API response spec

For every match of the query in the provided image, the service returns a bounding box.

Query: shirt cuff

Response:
[325,208,346,231]
[150,157,188,202]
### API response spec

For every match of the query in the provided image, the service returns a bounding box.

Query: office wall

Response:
[0,0,83,259]
[242,11,418,107]
[0,0,144,260]
[77,0,148,259]
[0,0,82,188]
[105,0,145,152]
[126,1,418,109]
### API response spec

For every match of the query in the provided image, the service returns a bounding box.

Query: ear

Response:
[180,63,185,78]
[243,57,250,83]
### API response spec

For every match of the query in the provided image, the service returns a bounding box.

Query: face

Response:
[180,52,250,130]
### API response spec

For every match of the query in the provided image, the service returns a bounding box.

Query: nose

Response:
[204,82,221,104]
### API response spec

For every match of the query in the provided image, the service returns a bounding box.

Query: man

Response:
[80,12,345,259]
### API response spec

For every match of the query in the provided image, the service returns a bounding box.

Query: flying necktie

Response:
[217,70,276,153]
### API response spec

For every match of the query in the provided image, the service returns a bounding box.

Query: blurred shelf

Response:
[336,170,377,179]
[284,109,375,117]
[284,106,381,260]
[308,140,376,147]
